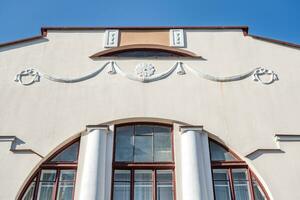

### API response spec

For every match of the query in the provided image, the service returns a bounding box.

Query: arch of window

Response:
[19,139,80,200]
[209,139,270,200]
[90,44,201,58]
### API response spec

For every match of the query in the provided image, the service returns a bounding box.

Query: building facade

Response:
[0,26,300,200]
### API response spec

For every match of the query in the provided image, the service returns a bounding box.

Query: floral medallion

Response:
[135,63,156,78]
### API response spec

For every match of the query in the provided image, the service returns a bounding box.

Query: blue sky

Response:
[0,0,299,44]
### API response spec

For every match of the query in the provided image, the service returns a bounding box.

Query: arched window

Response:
[112,123,175,200]
[209,140,269,200]
[90,44,201,58]
[20,139,80,200]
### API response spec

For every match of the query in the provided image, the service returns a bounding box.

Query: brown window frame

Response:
[111,122,176,200]
[209,139,270,200]
[18,138,80,200]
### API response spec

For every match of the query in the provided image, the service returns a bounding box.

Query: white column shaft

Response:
[180,128,214,200]
[77,127,107,200]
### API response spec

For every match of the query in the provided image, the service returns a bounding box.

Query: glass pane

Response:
[154,126,172,162]
[232,169,251,200]
[37,170,57,200]
[37,182,55,200]
[213,169,231,200]
[40,170,57,181]
[134,135,153,162]
[113,170,131,200]
[56,170,76,200]
[51,142,79,162]
[114,182,130,200]
[135,170,152,181]
[56,182,74,200]
[110,50,183,57]
[157,170,173,182]
[209,141,237,161]
[134,170,153,200]
[135,125,153,136]
[252,177,266,200]
[114,170,131,181]
[157,170,173,200]
[22,181,35,200]
[60,170,76,181]
[115,126,134,162]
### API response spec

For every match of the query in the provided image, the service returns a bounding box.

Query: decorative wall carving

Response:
[104,30,119,48]
[14,68,41,85]
[253,68,279,84]
[170,29,185,47]
[14,62,279,85]
[135,63,156,78]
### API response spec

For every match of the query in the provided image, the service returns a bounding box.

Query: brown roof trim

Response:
[90,44,202,58]
[248,34,300,49]
[0,35,45,48]
[41,25,249,33]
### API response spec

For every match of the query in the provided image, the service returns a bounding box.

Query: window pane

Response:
[60,170,76,181]
[134,135,153,162]
[114,182,130,200]
[113,170,131,200]
[22,181,35,200]
[114,170,131,181]
[232,169,251,200]
[213,169,231,200]
[56,170,76,200]
[109,50,183,57]
[37,182,55,200]
[157,170,173,182]
[40,170,57,181]
[154,126,172,162]
[157,170,174,200]
[37,170,57,200]
[252,177,266,200]
[51,142,79,162]
[209,141,236,161]
[115,126,134,162]
[135,125,153,136]
[134,170,153,200]
[56,182,74,200]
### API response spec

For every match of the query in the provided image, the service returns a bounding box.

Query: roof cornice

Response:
[0,26,299,49]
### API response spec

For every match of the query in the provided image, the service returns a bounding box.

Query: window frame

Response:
[111,122,176,200]
[18,138,80,200]
[209,139,270,200]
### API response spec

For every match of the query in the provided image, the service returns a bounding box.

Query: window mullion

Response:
[229,168,236,200]
[133,126,136,162]
[52,169,60,200]
[248,169,256,200]
[153,170,156,200]
[33,170,41,200]
[131,169,134,200]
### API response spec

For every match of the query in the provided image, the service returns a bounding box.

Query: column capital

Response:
[179,125,203,133]
[86,125,109,133]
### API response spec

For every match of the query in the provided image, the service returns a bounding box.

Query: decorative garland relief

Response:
[14,61,278,85]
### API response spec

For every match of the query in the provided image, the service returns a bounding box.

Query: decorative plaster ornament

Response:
[170,29,185,47]
[14,62,278,85]
[15,68,40,85]
[253,68,279,84]
[135,63,156,78]
[104,30,119,48]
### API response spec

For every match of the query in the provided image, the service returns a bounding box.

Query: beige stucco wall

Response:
[0,29,300,199]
